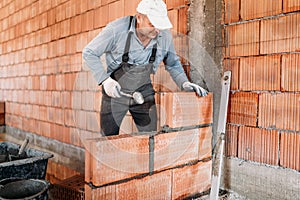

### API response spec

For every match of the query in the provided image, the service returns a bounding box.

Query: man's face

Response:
[137,14,160,39]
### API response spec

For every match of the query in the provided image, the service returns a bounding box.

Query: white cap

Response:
[136,0,173,30]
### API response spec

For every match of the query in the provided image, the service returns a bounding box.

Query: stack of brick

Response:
[85,92,213,199]
[224,0,300,171]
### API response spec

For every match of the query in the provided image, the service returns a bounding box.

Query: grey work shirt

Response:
[82,16,189,88]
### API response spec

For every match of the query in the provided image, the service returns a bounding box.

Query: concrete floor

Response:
[196,190,248,200]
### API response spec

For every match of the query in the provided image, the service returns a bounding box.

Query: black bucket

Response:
[0,178,50,200]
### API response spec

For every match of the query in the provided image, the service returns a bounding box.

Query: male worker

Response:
[82,0,208,136]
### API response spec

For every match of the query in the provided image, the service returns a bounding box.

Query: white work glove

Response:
[182,81,208,96]
[102,77,121,98]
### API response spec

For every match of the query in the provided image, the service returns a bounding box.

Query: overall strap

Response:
[122,16,157,64]
[149,43,157,64]
[122,16,133,63]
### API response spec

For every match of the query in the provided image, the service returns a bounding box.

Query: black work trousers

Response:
[100,92,157,136]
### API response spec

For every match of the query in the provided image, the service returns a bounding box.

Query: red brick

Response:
[225,21,260,57]
[168,9,178,32]
[178,6,188,34]
[39,106,47,121]
[258,93,300,131]
[54,108,65,125]
[82,10,94,32]
[94,5,109,28]
[52,91,62,107]
[47,8,56,26]
[166,0,187,9]
[39,12,48,29]
[63,1,73,19]
[76,32,88,53]
[56,3,66,22]
[154,127,212,171]
[55,74,65,91]
[88,0,102,10]
[224,0,240,24]
[81,91,95,111]
[75,110,87,130]
[225,124,238,157]
[85,134,149,186]
[241,0,282,20]
[124,0,140,16]
[60,19,70,38]
[64,109,76,127]
[172,161,211,200]
[258,93,277,128]
[238,126,279,165]
[65,73,77,91]
[74,71,88,91]
[39,121,51,138]
[108,0,124,22]
[280,131,300,171]
[70,15,82,35]
[86,111,100,132]
[78,0,88,13]
[227,92,258,126]
[282,54,300,92]
[47,75,56,90]
[159,92,213,128]
[283,0,300,12]
[223,59,239,90]
[154,129,200,171]
[261,14,300,54]
[239,55,281,91]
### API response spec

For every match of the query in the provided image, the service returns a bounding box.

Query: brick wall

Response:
[0,0,192,182]
[84,92,213,199]
[224,0,300,171]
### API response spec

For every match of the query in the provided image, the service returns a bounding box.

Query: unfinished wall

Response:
[0,0,202,184]
[223,0,300,199]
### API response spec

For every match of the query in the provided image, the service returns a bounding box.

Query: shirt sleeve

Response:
[82,26,115,85]
[163,35,189,89]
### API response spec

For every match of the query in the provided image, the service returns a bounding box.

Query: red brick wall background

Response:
[224,0,300,171]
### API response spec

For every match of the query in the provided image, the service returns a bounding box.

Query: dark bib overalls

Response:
[100,19,158,136]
